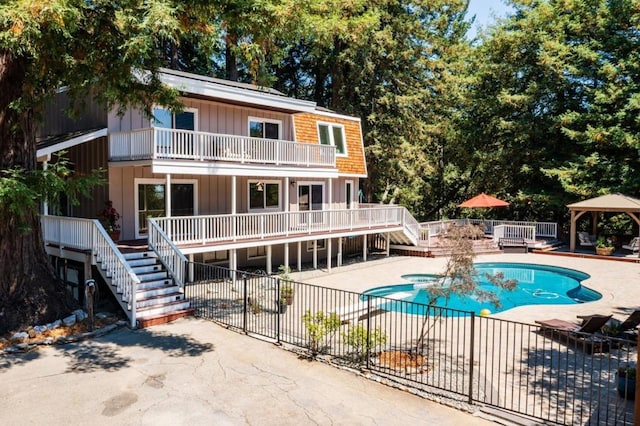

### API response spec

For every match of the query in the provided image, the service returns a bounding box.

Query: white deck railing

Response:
[419,219,557,240]
[151,206,409,246]
[110,128,336,168]
[148,219,188,288]
[466,219,557,238]
[493,224,536,242]
[41,216,140,328]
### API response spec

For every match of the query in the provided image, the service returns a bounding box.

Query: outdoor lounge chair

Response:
[622,237,640,254]
[577,231,596,248]
[535,314,612,354]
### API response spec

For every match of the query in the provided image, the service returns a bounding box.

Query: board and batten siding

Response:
[38,90,107,139]
[108,97,293,140]
[292,112,367,177]
[108,166,234,240]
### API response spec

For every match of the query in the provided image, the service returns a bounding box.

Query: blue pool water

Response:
[363,262,601,315]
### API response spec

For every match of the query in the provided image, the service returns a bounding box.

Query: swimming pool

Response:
[362,262,601,315]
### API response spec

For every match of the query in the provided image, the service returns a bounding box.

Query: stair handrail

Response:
[40,215,140,328]
[92,221,141,328]
[147,218,188,289]
[400,207,420,246]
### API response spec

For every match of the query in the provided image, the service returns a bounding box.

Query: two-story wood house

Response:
[37,69,420,326]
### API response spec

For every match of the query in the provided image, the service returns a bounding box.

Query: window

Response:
[306,239,326,252]
[318,122,347,155]
[247,246,267,259]
[153,107,196,130]
[135,179,197,237]
[202,251,228,264]
[152,107,197,154]
[249,117,281,139]
[249,181,280,210]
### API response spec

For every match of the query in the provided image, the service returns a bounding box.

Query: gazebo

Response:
[567,193,640,256]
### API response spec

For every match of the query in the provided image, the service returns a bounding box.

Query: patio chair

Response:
[576,311,640,347]
[535,314,612,354]
[577,231,596,247]
[622,237,640,254]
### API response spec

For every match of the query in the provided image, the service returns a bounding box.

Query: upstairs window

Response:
[249,180,280,210]
[153,107,196,131]
[318,122,347,156]
[249,117,281,139]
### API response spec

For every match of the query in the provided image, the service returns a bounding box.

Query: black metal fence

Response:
[186,263,637,425]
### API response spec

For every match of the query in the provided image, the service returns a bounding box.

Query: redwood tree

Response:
[0,0,216,333]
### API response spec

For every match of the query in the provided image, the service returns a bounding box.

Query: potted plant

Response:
[278,265,294,306]
[595,237,614,256]
[98,200,121,241]
[277,295,289,314]
[616,364,636,400]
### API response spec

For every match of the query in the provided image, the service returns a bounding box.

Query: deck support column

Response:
[188,254,194,282]
[43,157,49,215]
[165,174,172,217]
[338,237,343,267]
[327,238,332,273]
[284,243,289,271]
[363,235,367,262]
[165,173,172,238]
[297,241,302,271]
[285,177,290,212]
[231,249,237,285]
[266,245,272,275]
[569,210,576,252]
[386,233,391,257]
[313,240,318,270]
[231,176,237,214]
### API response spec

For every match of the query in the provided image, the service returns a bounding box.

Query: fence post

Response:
[366,295,372,370]
[242,274,248,334]
[635,331,640,424]
[276,278,281,344]
[468,312,476,405]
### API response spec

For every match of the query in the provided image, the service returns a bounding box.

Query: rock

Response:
[73,309,87,322]
[33,325,48,334]
[62,315,77,327]
[10,332,29,342]
[47,320,62,330]
[95,312,111,320]
[27,327,36,338]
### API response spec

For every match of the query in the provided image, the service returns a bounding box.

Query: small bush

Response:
[342,325,387,362]
[302,310,341,355]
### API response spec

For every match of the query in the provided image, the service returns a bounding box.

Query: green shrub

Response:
[302,310,341,355]
[342,325,387,362]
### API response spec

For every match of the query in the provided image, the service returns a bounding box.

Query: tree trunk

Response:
[0,50,74,334]
[225,31,239,81]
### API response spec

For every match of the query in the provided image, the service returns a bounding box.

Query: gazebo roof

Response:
[567,193,640,212]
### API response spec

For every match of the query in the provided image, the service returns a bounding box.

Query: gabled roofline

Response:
[158,68,318,113]
[36,128,108,161]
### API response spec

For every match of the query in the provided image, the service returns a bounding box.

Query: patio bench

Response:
[498,237,528,253]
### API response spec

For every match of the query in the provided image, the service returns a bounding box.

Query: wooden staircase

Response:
[96,248,193,327]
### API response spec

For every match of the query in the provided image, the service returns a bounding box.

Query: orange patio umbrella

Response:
[458,192,509,208]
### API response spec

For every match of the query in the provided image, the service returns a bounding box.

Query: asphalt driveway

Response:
[0,318,492,425]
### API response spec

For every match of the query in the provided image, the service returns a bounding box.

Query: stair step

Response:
[128,258,159,267]
[123,251,157,261]
[136,271,169,282]
[136,284,182,299]
[136,292,184,308]
[137,278,173,290]
[136,300,191,319]
[137,308,194,328]
[132,264,164,275]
